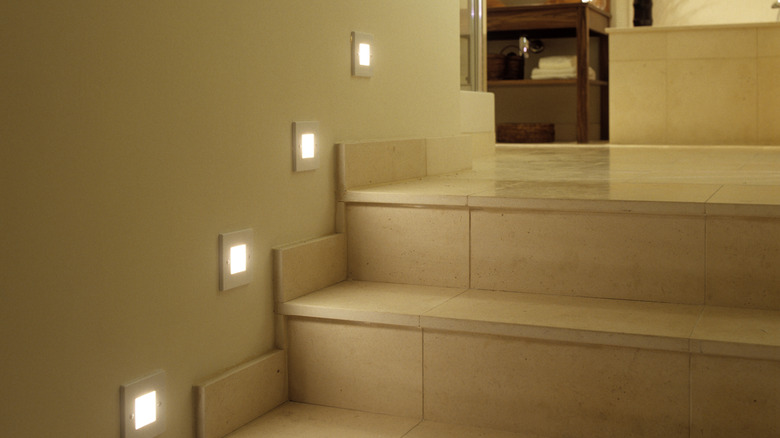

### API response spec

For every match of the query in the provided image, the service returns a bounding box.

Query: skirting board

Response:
[194,349,287,438]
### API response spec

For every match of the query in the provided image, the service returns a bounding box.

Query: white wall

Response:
[0,1,460,436]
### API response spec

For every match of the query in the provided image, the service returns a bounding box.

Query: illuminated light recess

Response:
[219,229,253,291]
[359,43,371,66]
[292,121,320,172]
[301,133,316,159]
[120,370,166,438]
[230,244,247,274]
[134,391,157,430]
[351,31,374,77]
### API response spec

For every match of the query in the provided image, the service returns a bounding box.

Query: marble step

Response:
[280,280,780,365]
[337,143,780,311]
[224,402,537,438]
[342,186,780,311]
[275,280,780,438]
[260,143,780,437]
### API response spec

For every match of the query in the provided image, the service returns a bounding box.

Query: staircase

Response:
[241,141,780,437]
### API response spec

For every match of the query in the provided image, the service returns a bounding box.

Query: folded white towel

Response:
[530,66,596,80]
[537,56,577,70]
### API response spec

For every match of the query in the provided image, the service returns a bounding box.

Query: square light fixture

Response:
[120,370,166,438]
[219,228,254,291]
[292,121,320,172]
[351,31,374,77]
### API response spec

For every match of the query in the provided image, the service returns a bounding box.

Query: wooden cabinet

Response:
[487,3,610,143]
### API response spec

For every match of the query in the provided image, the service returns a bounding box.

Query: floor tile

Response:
[225,402,419,438]
[345,145,780,207]
[404,420,536,438]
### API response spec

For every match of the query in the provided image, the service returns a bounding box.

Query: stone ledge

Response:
[279,280,780,361]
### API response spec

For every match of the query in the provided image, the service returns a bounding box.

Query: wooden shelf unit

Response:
[487,3,611,143]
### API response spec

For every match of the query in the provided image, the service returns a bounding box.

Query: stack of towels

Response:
[530,56,596,80]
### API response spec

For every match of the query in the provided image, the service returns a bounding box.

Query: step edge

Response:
[278,281,780,358]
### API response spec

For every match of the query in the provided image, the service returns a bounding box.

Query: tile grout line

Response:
[689,349,694,438]
[756,29,759,144]
[664,33,669,145]
[420,326,425,429]
[399,416,424,438]
[468,200,473,290]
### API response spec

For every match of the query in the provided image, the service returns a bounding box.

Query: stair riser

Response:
[691,355,780,438]
[706,216,780,310]
[425,330,691,438]
[471,209,705,304]
[286,319,780,438]
[347,204,780,310]
[346,204,470,289]
[286,318,423,419]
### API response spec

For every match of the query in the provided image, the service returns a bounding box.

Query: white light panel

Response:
[301,133,315,159]
[292,121,320,172]
[229,244,247,274]
[219,229,253,291]
[358,43,371,66]
[134,391,157,430]
[351,32,374,77]
[121,370,166,438]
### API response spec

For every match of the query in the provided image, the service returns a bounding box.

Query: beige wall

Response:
[612,0,779,28]
[610,24,780,145]
[653,0,779,27]
[495,0,778,28]
[0,1,460,437]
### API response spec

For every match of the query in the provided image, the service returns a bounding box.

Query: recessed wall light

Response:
[229,244,247,274]
[351,32,374,77]
[292,121,320,172]
[134,391,157,430]
[219,229,253,291]
[358,43,371,66]
[301,133,315,159]
[121,370,166,438]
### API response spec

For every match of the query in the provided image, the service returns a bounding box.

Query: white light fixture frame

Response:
[292,121,320,172]
[219,228,254,291]
[351,31,374,77]
[120,370,166,438]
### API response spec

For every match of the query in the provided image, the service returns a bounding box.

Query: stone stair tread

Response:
[224,402,418,438]
[691,305,780,360]
[278,280,465,327]
[346,177,722,215]
[280,280,780,359]
[226,402,538,438]
[342,145,780,218]
[347,178,780,217]
[341,175,492,207]
[422,288,702,352]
